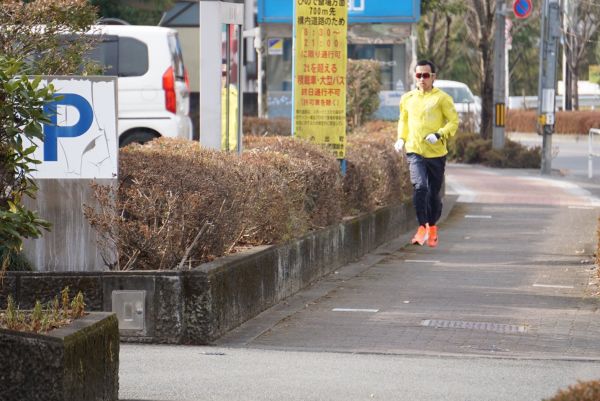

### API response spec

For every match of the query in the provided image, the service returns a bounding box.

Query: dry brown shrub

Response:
[244,136,343,229]
[243,117,291,137]
[344,125,411,215]
[507,110,600,134]
[86,138,255,270]
[86,131,411,270]
[239,151,307,243]
[506,110,537,133]
[544,380,600,401]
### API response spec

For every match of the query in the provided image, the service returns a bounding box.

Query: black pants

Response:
[406,153,446,227]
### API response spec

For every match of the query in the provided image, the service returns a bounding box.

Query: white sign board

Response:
[30,77,118,179]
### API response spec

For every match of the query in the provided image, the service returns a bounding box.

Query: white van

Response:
[435,80,481,132]
[86,25,192,147]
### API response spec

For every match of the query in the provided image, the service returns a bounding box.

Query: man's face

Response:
[415,65,435,92]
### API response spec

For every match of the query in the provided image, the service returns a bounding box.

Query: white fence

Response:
[589,128,600,179]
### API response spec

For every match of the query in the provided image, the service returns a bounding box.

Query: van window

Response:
[118,37,148,77]
[86,35,148,77]
[167,33,185,80]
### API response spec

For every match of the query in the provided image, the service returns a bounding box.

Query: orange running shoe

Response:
[428,225,438,247]
[411,225,428,246]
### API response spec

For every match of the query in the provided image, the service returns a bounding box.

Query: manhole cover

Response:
[421,319,527,334]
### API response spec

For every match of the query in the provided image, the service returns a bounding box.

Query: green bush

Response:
[448,132,541,168]
[0,246,33,272]
[0,59,54,264]
[347,59,381,129]
[0,0,98,273]
[544,380,600,401]
[0,0,99,76]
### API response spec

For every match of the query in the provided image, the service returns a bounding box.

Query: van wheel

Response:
[119,130,159,148]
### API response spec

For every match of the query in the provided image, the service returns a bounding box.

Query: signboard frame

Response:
[259,0,420,24]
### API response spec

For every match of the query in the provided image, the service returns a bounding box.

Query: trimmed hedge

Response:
[507,110,600,135]
[85,131,410,270]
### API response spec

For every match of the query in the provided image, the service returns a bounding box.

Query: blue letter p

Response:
[43,93,93,162]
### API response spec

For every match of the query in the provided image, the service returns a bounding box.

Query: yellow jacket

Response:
[221,84,238,151]
[397,87,459,158]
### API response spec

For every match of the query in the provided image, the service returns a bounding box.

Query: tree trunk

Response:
[480,56,494,139]
[564,47,573,110]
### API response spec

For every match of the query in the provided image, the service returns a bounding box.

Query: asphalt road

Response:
[120,345,600,401]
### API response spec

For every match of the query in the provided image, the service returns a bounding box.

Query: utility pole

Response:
[537,0,561,175]
[506,18,512,108]
[562,0,572,110]
[493,2,507,150]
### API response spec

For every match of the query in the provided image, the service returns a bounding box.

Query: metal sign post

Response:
[492,3,507,150]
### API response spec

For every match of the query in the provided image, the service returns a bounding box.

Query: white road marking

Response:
[533,284,574,289]
[332,308,379,313]
[464,215,493,219]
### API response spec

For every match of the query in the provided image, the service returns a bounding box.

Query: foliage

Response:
[0,1,100,276]
[85,132,409,270]
[507,12,541,96]
[544,380,600,401]
[0,0,99,76]
[92,0,174,25]
[347,59,381,129]
[0,246,33,272]
[0,287,86,334]
[0,58,54,265]
[562,0,600,110]
[447,132,541,168]
[417,0,465,71]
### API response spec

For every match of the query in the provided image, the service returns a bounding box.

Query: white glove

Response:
[394,138,405,152]
[425,133,440,144]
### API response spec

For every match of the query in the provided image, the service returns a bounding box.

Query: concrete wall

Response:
[23,179,115,272]
[2,200,415,344]
[0,313,119,401]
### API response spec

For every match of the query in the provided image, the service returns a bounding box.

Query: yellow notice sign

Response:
[293,0,347,159]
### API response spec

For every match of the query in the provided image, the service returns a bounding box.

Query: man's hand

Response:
[394,138,405,152]
[425,133,440,144]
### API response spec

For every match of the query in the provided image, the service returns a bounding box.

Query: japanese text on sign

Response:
[293,0,347,159]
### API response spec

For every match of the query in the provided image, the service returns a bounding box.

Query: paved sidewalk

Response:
[216,164,600,359]
[120,163,600,401]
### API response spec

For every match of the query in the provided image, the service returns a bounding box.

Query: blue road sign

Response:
[513,0,532,19]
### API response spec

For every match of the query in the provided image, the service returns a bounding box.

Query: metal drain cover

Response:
[421,319,527,334]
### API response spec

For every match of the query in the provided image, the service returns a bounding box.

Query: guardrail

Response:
[588,128,600,179]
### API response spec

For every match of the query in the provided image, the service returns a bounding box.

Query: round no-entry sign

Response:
[513,0,533,19]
